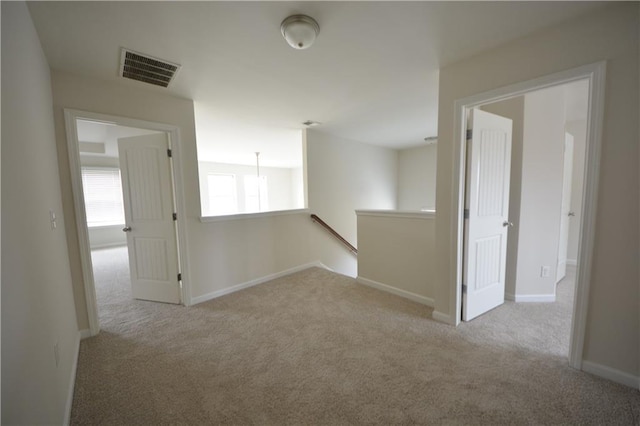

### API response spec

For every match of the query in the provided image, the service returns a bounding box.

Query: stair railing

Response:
[310,214,358,255]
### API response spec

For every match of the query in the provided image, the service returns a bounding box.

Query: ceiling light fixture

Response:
[281,15,320,50]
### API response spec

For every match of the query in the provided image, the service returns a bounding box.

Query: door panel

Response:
[463,109,513,321]
[118,133,181,304]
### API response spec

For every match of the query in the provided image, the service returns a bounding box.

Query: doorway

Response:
[65,109,191,336]
[450,62,606,368]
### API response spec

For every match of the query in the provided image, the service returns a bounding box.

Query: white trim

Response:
[355,210,436,220]
[432,310,455,325]
[90,242,127,250]
[191,261,325,305]
[64,331,81,426]
[511,294,556,303]
[567,259,578,266]
[64,109,192,329]
[582,360,640,389]
[79,329,92,340]
[356,276,434,307]
[448,62,606,373]
[200,208,309,223]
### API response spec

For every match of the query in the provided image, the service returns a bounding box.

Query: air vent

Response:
[119,48,180,88]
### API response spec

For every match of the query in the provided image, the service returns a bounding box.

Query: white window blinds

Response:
[81,167,126,227]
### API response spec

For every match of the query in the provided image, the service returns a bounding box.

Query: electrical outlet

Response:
[541,266,550,278]
[54,341,60,367]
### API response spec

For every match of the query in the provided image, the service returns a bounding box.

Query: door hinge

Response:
[167,149,173,158]
[173,212,177,221]
[177,273,182,282]
[466,129,473,140]
[464,209,470,219]
[462,284,468,294]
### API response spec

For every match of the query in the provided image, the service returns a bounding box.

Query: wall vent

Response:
[119,48,180,88]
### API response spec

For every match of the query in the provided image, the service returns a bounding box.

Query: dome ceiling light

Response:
[280,15,320,50]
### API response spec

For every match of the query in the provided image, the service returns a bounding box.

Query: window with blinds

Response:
[81,167,126,227]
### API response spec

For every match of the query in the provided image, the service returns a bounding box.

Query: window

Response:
[81,167,126,227]
[208,174,238,215]
[244,175,268,213]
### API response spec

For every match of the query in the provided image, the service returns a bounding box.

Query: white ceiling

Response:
[77,120,160,158]
[28,1,608,167]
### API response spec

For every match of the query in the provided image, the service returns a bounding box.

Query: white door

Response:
[556,132,574,283]
[463,109,513,321]
[118,133,181,304]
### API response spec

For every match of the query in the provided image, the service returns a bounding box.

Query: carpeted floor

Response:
[72,246,640,424]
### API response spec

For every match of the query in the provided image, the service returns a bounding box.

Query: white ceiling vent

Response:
[119,48,180,88]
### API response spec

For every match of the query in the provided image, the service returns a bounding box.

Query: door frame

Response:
[449,62,606,369]
[64,108,192,337]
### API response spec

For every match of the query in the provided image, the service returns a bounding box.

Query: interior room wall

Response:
[514,85,567,299]
[2,3,80,423]
[565,120,587,263]
[435,2,639,378]
[198,161,300,215]
[397,144,437,211]
[306,129,398,276]
[480,97,525,299]
[51,71,316,322]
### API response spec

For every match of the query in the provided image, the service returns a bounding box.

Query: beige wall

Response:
[51,72,316,327]
[357,212,435,303]
[480,97,525,299]
[306,130,398,276]
[516,85,567,298]
[435,3,639,376]
[397,144,437,211]
[2,3,80,423]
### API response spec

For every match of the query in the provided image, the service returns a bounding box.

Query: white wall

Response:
[565,120,587,263]
[397,144,437,211]
[2,2,80,423]
[198,161,301,215]
[357,212,435,304]
[481,97,525,299]
[306,130,398,276]
[514,86,567,298]
[435,3,639,378]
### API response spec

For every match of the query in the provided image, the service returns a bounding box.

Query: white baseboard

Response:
[505,292,516,301]
[356,276,434,307]
[191,261,325,305]
[90,242,127,250]
[567,259,578,266]
[432,310,454,325]
[582,360,640,389]
[512,293,556,303]
[79,328,93,339]
[64,331,82,426]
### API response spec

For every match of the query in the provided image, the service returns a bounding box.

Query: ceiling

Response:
[28,1,608,167]
[77,120,160,158]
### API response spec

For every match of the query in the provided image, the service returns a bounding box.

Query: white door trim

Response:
[64,109,192,337]
[447,61,606,370]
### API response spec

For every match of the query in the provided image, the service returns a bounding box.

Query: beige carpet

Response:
[72,247,640,424]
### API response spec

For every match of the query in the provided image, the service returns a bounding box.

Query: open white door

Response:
[463,109,513,321]
[556,132,574,283]
[118,133,181,304]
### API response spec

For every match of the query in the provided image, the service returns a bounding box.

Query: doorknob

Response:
[122,226,132,232]
[502,221,513,227]
[568,212,576,217]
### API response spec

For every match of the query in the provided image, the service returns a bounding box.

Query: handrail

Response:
[310,214,358,255]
